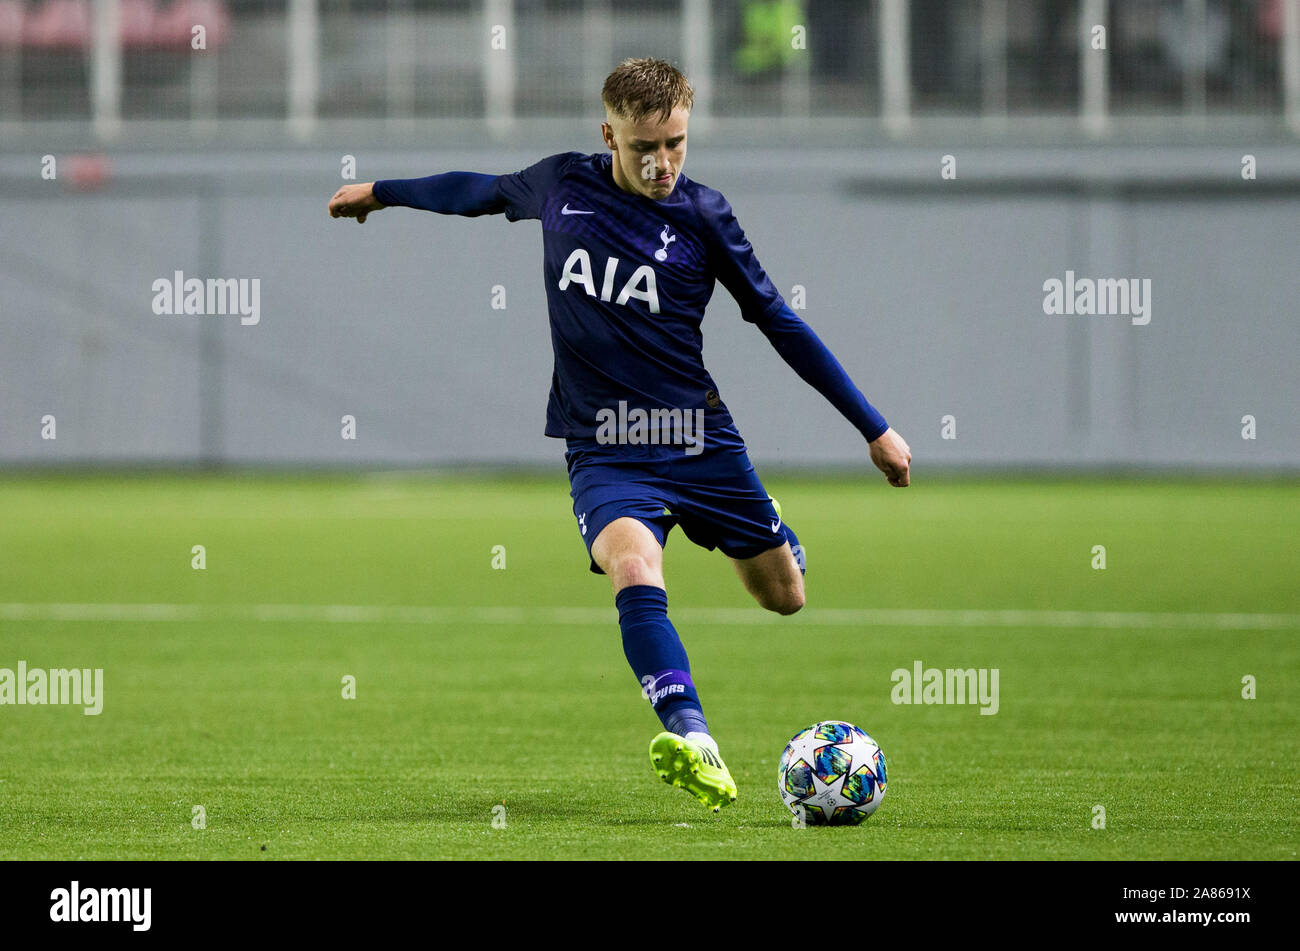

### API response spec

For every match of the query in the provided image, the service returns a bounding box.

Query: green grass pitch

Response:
[0,472,1296,860]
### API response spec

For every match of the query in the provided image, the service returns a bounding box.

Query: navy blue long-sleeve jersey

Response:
[373,151,887,442]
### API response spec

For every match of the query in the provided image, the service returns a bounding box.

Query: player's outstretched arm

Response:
[328,182,385,223]
[328,172,507,223]
[702,193,911,487]
[330,155,581,226]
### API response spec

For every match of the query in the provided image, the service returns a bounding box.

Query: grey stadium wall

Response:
[2,146,1298,470]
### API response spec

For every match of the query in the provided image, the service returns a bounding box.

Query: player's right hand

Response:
[328,183,384,223]
[868,427,911,487]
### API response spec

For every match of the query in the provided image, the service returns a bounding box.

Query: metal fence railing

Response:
[0,0,1297,141]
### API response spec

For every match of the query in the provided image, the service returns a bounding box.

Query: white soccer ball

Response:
[777,720,887,825]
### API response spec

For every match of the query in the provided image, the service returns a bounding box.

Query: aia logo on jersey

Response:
[558,248,660,314]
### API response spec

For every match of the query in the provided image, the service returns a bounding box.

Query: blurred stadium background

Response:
[1,0,1298,468]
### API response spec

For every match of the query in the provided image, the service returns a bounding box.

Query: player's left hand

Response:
[868,428,911,487]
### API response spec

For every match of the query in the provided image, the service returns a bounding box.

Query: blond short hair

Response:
[601,58,694,124]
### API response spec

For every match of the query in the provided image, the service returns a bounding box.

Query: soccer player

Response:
[328,58,911,812]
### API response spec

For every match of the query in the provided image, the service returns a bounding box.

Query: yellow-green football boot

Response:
[649,732,738,812]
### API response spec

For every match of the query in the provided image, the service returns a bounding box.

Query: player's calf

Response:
[732,542,806,615]
[756,573,805,616]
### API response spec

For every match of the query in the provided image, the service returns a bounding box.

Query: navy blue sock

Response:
[783,522,806,575]
[615,584,710,737]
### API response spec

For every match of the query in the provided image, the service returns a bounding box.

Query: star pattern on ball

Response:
[780,721,886,826]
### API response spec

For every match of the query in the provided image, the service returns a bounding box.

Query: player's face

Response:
[602,106,689,200]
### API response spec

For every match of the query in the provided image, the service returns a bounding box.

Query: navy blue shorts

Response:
[564,426,786,574]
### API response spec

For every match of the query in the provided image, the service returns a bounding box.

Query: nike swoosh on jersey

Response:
[561,203,594,215]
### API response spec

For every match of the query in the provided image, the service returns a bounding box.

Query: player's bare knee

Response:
[608,551,660,590]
